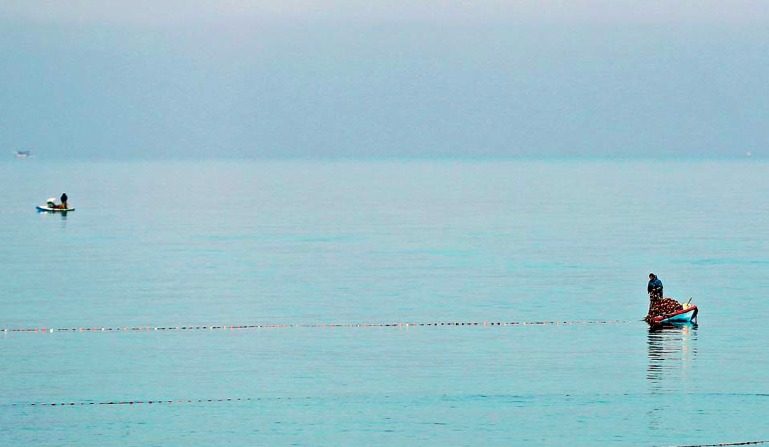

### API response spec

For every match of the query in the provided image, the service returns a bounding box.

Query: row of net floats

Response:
[2,320,630,334]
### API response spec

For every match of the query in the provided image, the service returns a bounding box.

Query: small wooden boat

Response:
[37,197,74,213]
[36,205,75,213]
[648,304,698,326]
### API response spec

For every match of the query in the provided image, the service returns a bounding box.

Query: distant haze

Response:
[1,1,768,159]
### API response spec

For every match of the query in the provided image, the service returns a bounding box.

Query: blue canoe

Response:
[649,305,698,326]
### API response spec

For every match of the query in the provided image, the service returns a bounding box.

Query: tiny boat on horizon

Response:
[36,205,75,213]
[36,197,74,213]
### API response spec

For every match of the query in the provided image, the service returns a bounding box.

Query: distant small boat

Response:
[648,305,698,327]
[15,150,31,159]
[37,205,75,213]
[37,198,74,213]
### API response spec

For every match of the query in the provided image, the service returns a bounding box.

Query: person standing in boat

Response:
[60,192,68,209]
[647,273,663,301]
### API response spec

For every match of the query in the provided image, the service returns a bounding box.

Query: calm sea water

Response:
[1,159,768,446]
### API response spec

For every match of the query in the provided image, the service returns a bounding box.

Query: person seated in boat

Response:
[60,192,68,209]
[647,273,663,301]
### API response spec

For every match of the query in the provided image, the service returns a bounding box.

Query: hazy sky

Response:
[2,1,768,159]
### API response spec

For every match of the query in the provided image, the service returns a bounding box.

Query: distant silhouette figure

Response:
[60,192,68,209]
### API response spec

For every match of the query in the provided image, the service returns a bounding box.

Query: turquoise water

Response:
[1,159,768,446]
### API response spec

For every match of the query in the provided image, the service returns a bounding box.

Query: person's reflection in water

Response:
[646,324,698,432]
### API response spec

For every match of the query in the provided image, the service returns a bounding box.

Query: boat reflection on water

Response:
[38,209,69,222]
[647,324,698,392]
[646,324,698,432]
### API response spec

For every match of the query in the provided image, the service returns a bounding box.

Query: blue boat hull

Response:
[653,306,698,326]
